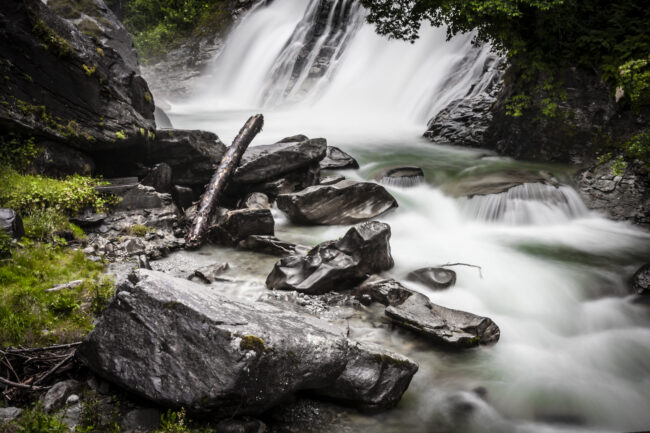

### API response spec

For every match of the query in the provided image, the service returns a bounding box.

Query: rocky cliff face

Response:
[0,0,155,153]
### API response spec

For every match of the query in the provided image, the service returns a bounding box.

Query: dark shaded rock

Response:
[70,210,106,228]
[378,166,424,187]
[141,163,172,193]
[319,174,345,185]
[154,106,173,129]
[233,137,327,184]
[144,130,226,186]
[42,380,81,412]
[115,185,173,211]
[78,270,414,415]
[210,209,274,245]
[120,408,162,432]
[95,177,139,195]
[577,160,650,227]
[443,170,559,198]
[320,146,359,170]
[188,262,230,284]
[0,208,25,239]
[239,192,270,210]
[31,141,94,176]
[407,267,457,290]
[238,235,309,257]
[232,164,321,199]
[384,285,500,347]
[631,264,650,296]
[276,134,309,143]
[276,179,398,225]
[266,221,394,295]
[356,275,412,307]
[0,0,154,151]
[172,185,194,210]
[315,341,418,412]
[215,418,267,433]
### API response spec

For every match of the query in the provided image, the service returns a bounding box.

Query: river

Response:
[152,0,650,431]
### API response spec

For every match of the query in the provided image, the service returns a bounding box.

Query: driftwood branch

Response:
[186,114,264,249]
[46,279,83,292]
[440,262,483,279]
[0,376,50,391]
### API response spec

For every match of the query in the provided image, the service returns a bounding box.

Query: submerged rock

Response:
[443,170,559,198]
[238,235,309,257]
[78,270,416,415]
[276,179,398,225]
[0,208,25,240]
[378,166,424,187]
[406,267,457,290]
[320,146,359,170]
[266,221,394,295]
[359,277,499,348]
[188,262,230,284]
[233,137,327,184]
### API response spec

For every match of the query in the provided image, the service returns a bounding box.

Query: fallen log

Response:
[186,114,264,249]
[46,279,83,292]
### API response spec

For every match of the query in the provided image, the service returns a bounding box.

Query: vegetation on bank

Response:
[105,0,236,63]
[0,140,116,349]
[361,0,650,169]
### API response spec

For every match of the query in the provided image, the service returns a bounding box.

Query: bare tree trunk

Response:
[185,114,264,249]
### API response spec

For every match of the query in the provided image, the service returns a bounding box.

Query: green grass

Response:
[0,242,114,348]
[2,402,68,433]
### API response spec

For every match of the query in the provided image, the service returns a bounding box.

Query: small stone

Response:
[66,394,80,405]
[0,407,22,422]
[42,380,81,412]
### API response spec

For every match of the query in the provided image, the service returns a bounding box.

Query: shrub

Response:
[23,208,85,244]
[7,402,68,433]
[129,224,150,237]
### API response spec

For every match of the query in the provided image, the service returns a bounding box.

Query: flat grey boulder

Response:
[266,221,394,295]
[359,277,500,348]
[233,137,327,184]
[406,267,456,290]
[276,180,398,225]
[78,270,416,415]
[319,146,359,170]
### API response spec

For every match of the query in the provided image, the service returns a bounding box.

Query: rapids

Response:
[153,0,650,431]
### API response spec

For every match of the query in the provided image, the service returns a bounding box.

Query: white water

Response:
[159,0,650,431]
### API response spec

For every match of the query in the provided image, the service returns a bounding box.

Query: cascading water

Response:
[157,0,650,431]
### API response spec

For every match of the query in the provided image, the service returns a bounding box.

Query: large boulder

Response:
[232,137,327,184]
[266,221,394,295]
[0,0,154,151]
[276,180,398,225]
[359,277,500,348]
[0,208,25,240]
[78,270,416,415]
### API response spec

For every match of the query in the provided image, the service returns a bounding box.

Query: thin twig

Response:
[33,352,75,386]
[3,342,82,354]
[0,376,50,391]
[1,355,20,382]
[440,262,483,279]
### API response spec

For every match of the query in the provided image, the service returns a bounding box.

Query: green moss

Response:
[239,335,265,352]
[0,242,113,347]
[115,130,127,140]
[144,91,152,103]
[130,224,150,237]
[82,63,97,77]
[140,127,146,136]
[78,18,104,39]
[0,134,41,171]
[96,46,105,57]
[31,19,73,58]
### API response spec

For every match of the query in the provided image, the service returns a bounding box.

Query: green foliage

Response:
[23,208,85,244]
[0,242,112,347]
[0,135,41,171]
[31,19,73,58]
[154,408,189,433]
[8,402,68,433]
[115,130,126,140]
[129,224,150,237]
[75,396,121,433]
[82,64,97,77]
[0,166,117,215]
[109,0,234,63]
[618,57,650,110]
[361,0,650,111]
[0,230,12,259]
[611,155,628,176]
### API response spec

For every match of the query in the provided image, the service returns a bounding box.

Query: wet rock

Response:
[233,137,327,184]
[315,341,418,412]
[116,185,173,211]
[189,262,230,284]
[30,141,95,177]
[631,264,650,296]
[320,146,359,170]
[0,407,22,423]
[210,209,274,245]
[356,275,412,306]
[239,192,270,210]
[42,379,81,412]
[172,185,195,210]
[381,281,500,347]
[70,210,106,228]
[141,163,173,193]
[0,208,25,239]
[266,221,394,295]
[137,254,151,270]
[233,164,321,199]
[319,174,345,185]
[238,235,309,257]
[406,267,457,290]
[78,270,355,415]
[143,130,226,186]
[0,0,155,151]
[378,166,424,187]
[276,180,398,225]
[121,408,162,432]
